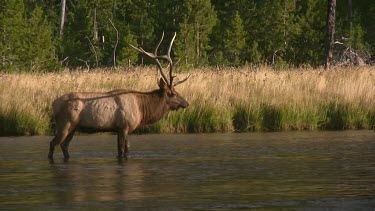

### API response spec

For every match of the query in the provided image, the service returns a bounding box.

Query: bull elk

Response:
[48,32,190,161]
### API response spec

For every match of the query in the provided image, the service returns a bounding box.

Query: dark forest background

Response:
[1,0,374,72]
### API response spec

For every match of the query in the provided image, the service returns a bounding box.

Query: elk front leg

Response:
[117,128,129,159]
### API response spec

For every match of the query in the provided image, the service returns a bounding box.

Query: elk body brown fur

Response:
[48,33,190,161]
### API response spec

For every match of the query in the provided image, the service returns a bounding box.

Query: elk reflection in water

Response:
[49,160,145,202]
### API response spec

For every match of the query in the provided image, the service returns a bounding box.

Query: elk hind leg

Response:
[48,123,70,160]
[117,128,129,159]
[60,129,76,161]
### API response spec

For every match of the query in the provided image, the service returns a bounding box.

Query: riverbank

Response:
[1,66,374,135]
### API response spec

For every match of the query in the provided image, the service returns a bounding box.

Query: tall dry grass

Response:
[1,66,374,135]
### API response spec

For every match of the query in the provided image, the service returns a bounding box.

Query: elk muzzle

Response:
[177,95,189,109]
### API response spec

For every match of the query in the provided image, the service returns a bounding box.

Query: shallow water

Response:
[0,131,374,210]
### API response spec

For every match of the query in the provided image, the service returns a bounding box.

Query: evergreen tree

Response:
[335,1,371,59]
[354,0,375,57]
[117,0,155,65]
[210,0,241,65]
[117,25,138,67]
[41,0,60,37]
[90,0,116,66]
[177,16,196,66]
[59,0,92,68]
[248,41,262,64]
[223,11,246,65]
[23,6,58,71]
[1,0,375,70]
[292,0,326,66]
[0,0,26,71]
[253,0,289,65]
[176,0,217,66]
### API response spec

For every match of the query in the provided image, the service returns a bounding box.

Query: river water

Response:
[0,131,374,210]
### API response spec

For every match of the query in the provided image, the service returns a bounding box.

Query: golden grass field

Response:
[1,66,375,135]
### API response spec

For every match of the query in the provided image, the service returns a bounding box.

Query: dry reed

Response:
[1,66,374,135]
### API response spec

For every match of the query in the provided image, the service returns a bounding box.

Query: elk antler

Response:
[173,74,191,87]
[130,32,190,88]
[167,33,176,86]
[130,33,169,86]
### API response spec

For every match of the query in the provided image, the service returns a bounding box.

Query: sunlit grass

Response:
[0,66,374,135]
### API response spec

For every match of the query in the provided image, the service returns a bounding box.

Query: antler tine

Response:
[129,44,144,54]
[129,37,169,85]
[129,44,156,61]
[167,32,177,57]
[153,60,169,85]
[152,32,170,85]
[173,74,191,87]
[130,32,183,88]
[167,32,177,87]
[154,31,164,55]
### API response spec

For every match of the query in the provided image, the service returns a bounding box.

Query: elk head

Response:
[130,32,190,110]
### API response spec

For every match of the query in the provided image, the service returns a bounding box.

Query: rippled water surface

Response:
[1,131,375,210]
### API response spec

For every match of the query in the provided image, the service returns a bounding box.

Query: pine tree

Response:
[117,25,138,67]
[175,0,217,66]
[248,41,262,64]
[0,0,26,71]
[223,11,246,65]
[59,0,91,68]
[90,0,117,66]
[40,0,61,37]
[353,0,375,57]
[177,17,196,66]
[335,0,371,59]
[23,6,58,71]
[292,0,326,66]
[117,0,155,65]
[254,0,289,65]
[1,0,374,70]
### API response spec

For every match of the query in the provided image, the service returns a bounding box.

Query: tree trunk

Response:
[113,0,116,17]
[93,7,98,41]
[348,0,352,22]
[109,19,119,68]
[141,33,144,65]
[196,24,200,64]
[348,0,352,49]
[2,27,5,67]
[59,0,66,36]
[324,0,336,70]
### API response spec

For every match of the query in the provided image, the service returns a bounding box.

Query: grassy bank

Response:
[1,66,375,135]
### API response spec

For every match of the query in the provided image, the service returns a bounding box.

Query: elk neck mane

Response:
[136,89,169,126]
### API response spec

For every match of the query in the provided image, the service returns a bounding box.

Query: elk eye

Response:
[167,92,175,97]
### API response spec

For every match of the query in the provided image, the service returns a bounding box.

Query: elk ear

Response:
[158,78,169,90]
